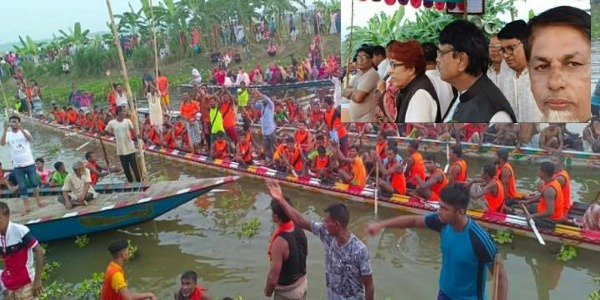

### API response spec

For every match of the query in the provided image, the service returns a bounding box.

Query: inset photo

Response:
[341,0,591,123]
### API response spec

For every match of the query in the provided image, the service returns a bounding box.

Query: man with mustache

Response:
[525,6,591,122]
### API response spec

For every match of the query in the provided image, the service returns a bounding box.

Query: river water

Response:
[1,116,599,299]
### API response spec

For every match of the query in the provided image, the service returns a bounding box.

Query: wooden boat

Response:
[178,79,333,93]
[9,177,238,242]
[21,116,600,251]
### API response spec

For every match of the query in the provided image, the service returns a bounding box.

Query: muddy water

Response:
[1,118,599,299]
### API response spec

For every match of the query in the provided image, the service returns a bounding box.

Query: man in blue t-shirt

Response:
[366,183,508,300]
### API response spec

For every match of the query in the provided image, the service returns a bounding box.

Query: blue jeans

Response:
[437,290,452,300]
[13,164,39,199]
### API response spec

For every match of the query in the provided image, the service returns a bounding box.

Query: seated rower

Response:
[374,131,388,160]
[49,162,68,187]
[521,162,565,221]
[163,123,177,149]
[273,137,304,174]
[84,113,94,131]
[539,123,563,150]
[84,151,113,186]
[76,109,87,129]
[551,154,571,216]
[93,113,106,134]
[211,131,231,160]
[583,193,600,231]
[66,105,78,125]
[405,140,426,189]
[235,126,254,166]
[306,145,333,182]
[335,144,366,188]
[495,149,520,202]
[173,116,192,152]
[59,161,99,209]
[294,122,314,154]
[469,164,505,212]
[52,105,66,124]
[448,145,468,183]
[416,154,448,201]
[375,147,406,196]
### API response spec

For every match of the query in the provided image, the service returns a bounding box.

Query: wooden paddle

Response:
[374,158,379,216]
[520,203,546,245]
[443,143,450,173]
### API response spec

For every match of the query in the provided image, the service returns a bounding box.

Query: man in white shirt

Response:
[0,116,45,216]
[497,20,544,122]
[422,42,454,117]
[105,106,141,182]
[59,161,98,209]
[486,34,509,87]
[525,6,591,122]
[371,45,390,79]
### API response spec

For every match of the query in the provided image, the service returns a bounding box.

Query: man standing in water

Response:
[0,115,46,215]
[105,106,141,182]
[366,183,508,300]
[266,179,374,300]
[101,239,157,300]
[0,201,45,299]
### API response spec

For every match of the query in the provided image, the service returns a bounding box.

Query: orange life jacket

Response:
[554,169,572,215]
[408,151,426,186]
[351,156,366,187]
[213,140,229,159]
[294,130,310,152]
[239,140,252,163]
[387,160,406,195]
[537,180,565,221]
[67,110,78,124]
[325,108,347,137]
[452,159,468,182]
[376,140,387,160]
[496,162,517,198]
[485,178,505,212]
[430,169,449,201]
[314,154,330,172]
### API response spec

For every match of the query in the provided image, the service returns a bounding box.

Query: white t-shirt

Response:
[105,119,137,156]
[62,168,98,199]
[425,69,454,117]
[404,89,438,122]
[5,130,35,167]
[116,93,128,107]
[377,59,390,79]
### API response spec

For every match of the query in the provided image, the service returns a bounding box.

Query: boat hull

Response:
[178,79,333,93]
[22,117,600,251]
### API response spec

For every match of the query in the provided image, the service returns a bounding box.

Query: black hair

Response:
[421,42,439,63]
[409,140,419,150]
[387,147,398,154]
[371,45,386,58]
[496,148,509,162]
[316,135,324,141]
[439,183,470,211]
[424,153,437,163]
[317,145,326,154]
[286,136,294,143]
[108,239,128,258]
[524,6,590,61]
[540,161,555,177]
[483,164,496,178]
[324,203,350,226]
[385,40,397,48]
[270,196,294,222]
[217,131,225,138]
[54,161,64,171]
[85,151,94,160]
[451,144,463,158]
[116,106,126,114]
[355,45,373,58]
[379,130,388,140]
[349,145,360,152]
[35,158,44,164]
[8,115,20,122]
[497,20,527,42]
[0,201,9,216]
[439,20,488,76]
[323,96,333,106]
[180,270,198,282]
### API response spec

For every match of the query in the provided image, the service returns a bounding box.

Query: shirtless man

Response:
[415,154,448,201]
[373,147,406,196]
[492,124,520,146]
[539,123,563,150]
[583,118,600,153]
[335,144,367,188]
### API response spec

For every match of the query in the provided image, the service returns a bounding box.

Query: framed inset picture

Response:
[447,0,485,15]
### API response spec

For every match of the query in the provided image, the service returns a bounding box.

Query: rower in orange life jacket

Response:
[551,155,572,215]
[470,164,506,212]
[376,147,406,195]
[236,125,253,165]
[448,145,468,183]
[335,145,367,188]
[375,131,388,160]
[211,131,230,159]
[294,122,313,153]
[274,137,304,172]
[323,96,349,154]
[522,162,565,221]
[405,140,426,189]
[495,148,520,200]
[309,145,333,181]
[416,154,448,201]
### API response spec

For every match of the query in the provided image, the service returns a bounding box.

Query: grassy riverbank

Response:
[0,34,339,109]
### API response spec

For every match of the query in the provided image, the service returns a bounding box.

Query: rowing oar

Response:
[520,203,546,245]
[492,253,501,300]
[98,134,114,184]
[279,153,299,178]
[76,139,95,151]
[443,143,450,173]
[374,158,379,216]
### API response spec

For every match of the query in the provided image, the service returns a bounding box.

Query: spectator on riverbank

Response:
[174,270,212,300]
[101,239,157,300]
[0,201,45,299]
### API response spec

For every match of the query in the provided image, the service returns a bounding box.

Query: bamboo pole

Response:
[105,0,148,182]
[343,0,354,88]
[0,79,9,118]
[150,0,160,85]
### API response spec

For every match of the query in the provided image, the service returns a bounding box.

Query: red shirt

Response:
[0,222,38,290]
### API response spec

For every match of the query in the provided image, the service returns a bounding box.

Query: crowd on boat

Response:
[342,5,592,123]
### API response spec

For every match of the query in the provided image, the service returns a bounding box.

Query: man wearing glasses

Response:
[437,20,516,123]
[343,46,380,122]
[525,6,591,123]
[497,20,544,122]
[486,34,509,86]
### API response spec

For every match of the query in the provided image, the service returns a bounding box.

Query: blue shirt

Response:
[254,95,276,135]
[424,213,497,300]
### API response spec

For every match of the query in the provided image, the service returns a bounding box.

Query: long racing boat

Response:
[178,79,333,94]
[21,115,600,252]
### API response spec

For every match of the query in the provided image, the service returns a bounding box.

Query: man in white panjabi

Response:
[497,20,544,122]
[342,46,380,122]
[486,34,512,87]
[371,45,390,80]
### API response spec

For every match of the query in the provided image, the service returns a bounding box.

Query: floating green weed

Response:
[237,217,261,239]
[491,229,513,245]
[127,239,138,260]
[557,244,577,262]
[74,235,89,248]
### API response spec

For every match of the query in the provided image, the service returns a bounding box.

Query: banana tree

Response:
[114,4,147,37]
[13,35,44,56]
[58,22,91,46]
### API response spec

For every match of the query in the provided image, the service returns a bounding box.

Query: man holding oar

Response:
[520,162,565,222]
[366,183,508,300]
[266,179,375,300]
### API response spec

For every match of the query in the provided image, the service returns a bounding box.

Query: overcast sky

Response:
[0,0,143,44]
[341,0,591,41]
